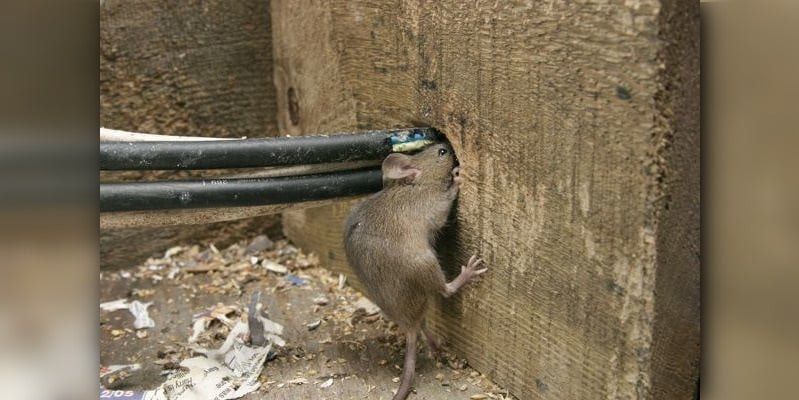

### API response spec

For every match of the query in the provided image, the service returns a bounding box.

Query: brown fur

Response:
[344,143,485,400]
[344,143,458,330]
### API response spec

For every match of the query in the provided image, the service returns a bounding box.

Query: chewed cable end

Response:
[389,128,441,153]
[391,139,436,153]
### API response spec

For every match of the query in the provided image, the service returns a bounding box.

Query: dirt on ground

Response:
[99,232,513,400]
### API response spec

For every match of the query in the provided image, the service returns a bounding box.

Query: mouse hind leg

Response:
[421,320,444,361]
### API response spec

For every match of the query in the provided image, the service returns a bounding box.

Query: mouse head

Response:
[382,143,456,187]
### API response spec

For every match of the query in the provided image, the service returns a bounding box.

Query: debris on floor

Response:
[100,234,515,399]
[188,303,238,343]
[100,363,142,389]
[245,235,274,255]
[284,274,307,286]
[100,299,155,329]
[352,297,380,316]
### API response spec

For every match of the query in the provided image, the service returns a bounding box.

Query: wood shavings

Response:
[132,288,155,297]
[262,260,288,274]
[183,262,223,273]
[100,233,513,399]
[306,319,322,331]
[164,246,183,259]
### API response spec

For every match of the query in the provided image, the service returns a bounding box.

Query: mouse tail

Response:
[392,330,418,400]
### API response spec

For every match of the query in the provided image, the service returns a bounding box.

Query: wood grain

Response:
[271,1,699,399]
[99,215,281,270]
[649,1,701,399]
[100,0,281,270]
[100,0,277,138]
[101,197,364,230]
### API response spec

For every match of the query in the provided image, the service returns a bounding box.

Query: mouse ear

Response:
[382,153,421,184]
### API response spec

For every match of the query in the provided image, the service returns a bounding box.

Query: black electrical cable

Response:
[100,168,382,212]
[100,128,439,170]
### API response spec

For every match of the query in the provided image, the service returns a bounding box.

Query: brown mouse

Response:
[343,142,487,400]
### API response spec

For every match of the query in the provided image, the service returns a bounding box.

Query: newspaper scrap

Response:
[189,304,239,343]
[193,320,250,361]
[149,343,272,400]
[101,299,156,329]
[100,345,271,400]
[101,292,284,400]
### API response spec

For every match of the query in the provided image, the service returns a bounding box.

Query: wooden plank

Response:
[271,1,699,399]
[100,0,281,269]
[99,215,281,270]
[101,197,362,229]
[100,0,277,138]
[648,1,700,399]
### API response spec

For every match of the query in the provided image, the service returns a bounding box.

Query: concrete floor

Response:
[99,236,511,400]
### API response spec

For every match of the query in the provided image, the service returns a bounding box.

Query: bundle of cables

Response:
[100,128,441,213]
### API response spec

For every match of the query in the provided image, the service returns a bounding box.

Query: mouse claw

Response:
[464,257,487,280]
[451,167,463,184]
[467,255,484,270]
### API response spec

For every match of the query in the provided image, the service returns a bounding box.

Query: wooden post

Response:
[271,0,699,399]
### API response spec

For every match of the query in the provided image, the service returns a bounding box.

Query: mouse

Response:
[343,142,487,400]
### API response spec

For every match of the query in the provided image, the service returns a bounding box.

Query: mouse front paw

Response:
[460,254,488,282]
[444,255,487,297]
[451,166,463,185]
[448,167,462,199]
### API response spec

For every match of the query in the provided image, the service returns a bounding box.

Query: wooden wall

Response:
[270,1,699,399]
[101,0,277,138]
[99,0,281,269]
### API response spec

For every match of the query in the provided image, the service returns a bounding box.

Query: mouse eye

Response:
[438,148,448,156]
